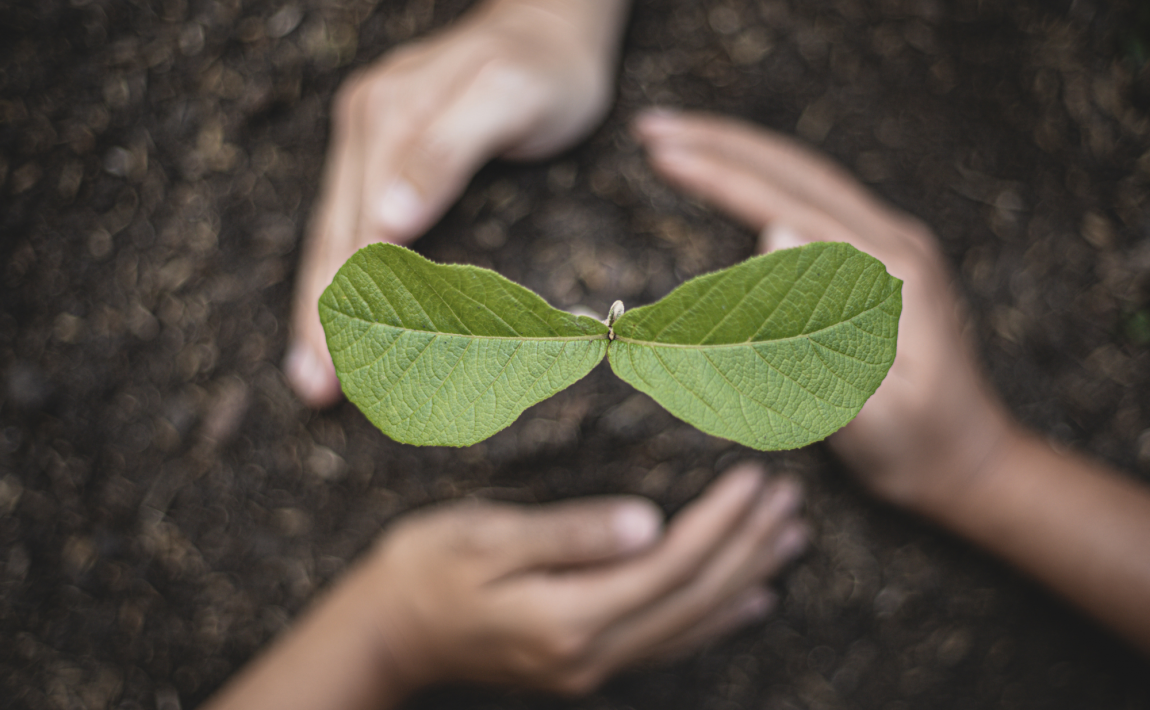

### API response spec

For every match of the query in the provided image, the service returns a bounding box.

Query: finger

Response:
[646,139,929,277]
[556,463,767,625]
[285,78,372,408]
[587,480,806,670]
[644,141,864,244]
[359,60,543,245]
[485,496,665,574]
[641,585,777,663]
[635,110,908,242]
[636,112,927,267]
[758,222,812,254]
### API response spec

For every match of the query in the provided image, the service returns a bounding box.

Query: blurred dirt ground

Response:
[2,0,1149,708]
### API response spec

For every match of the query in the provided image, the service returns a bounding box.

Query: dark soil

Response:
[2,0,1149,708]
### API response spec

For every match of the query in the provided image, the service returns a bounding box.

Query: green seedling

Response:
[320,241,902,450]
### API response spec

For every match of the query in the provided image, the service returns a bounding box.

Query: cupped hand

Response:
[286,0,628,407]
[361,462,807,696]
[633,111,1020,515]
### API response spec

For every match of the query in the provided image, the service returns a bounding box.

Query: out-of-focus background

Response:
[2,0,1149,707]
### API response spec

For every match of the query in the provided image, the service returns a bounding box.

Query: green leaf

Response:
[608,242,901,451]
[320,244,609,447]
[322,242,901,452]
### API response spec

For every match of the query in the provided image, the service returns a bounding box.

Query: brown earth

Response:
[2,0,1149,708]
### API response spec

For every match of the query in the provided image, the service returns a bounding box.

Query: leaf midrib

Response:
[334,291,895,348]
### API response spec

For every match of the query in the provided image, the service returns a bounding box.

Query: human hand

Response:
[286,0,629,407]
[633,111,1021,516]
[359,462,806,696]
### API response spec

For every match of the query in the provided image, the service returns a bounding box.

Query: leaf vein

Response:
[702,351,761,440]
[425,270,523,336]
[696,263,778,344]
[807,339,874,395]
[344,327,405,374]
[648,347,734,434]
[798,251,850,334]
[441,339,527,436]
[702,350,819,438]
[373,334,438,410]
[648,271,731,341]
[330,316,605,342]
[349,260,403,325]
[749,344,850,417]
[408,338,475,440]
[375,257,449,333]
[504,340,570,420]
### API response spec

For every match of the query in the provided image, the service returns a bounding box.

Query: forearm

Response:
[924,429,1150,654]
[202,563,410,710]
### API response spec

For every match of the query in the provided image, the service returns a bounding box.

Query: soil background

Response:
[2,0,1150,708]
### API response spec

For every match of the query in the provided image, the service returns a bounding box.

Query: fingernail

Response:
[725,464,766,501]
[376,179,424,234]
[648,145,693,168]
[766,480,801,516]
[634,107,682,137]
[739,589,776,620]
[614,502,662,552]
[760,223,807,253]
[284,342,323,399]
[774,525,808,560]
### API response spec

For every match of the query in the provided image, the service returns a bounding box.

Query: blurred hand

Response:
[286,0,628,407]
[362,462,807,696]
[634,111,1020,515]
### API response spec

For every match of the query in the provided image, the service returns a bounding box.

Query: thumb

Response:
[506,497,664,571]
[360,70,545,244]
[757,222,814,254]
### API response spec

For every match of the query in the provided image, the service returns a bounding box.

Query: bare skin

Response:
[216,96,1150,708]
[202,463,809,710]
[285,0,631,407]
[633,110,1150,654]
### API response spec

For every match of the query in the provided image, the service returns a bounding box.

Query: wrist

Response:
[917,427,1150,653]
[916,421,1034,530]
[896,383,1025,519]
[203,553,425,710]
[335,555,429,705]
[355,541,445,699]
